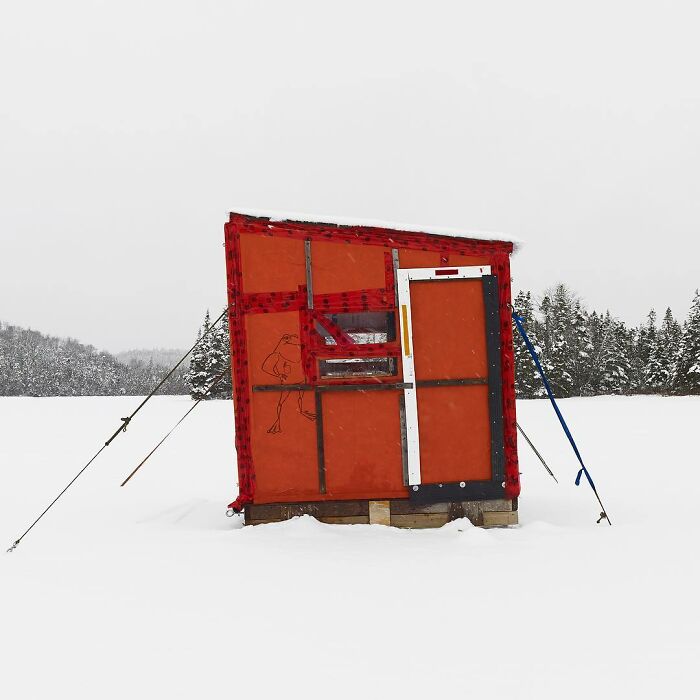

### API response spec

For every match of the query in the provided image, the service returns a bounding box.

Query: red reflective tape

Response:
[493,253,520,499]
[313,289,393,313]
[309,309,354,347]
[299,309,318,384]
[239,288,393,315]
[241,290,305,314]
[435,268,458,276]
[224,222,255,510]
[229,213,513,256]
[384,251,395,294]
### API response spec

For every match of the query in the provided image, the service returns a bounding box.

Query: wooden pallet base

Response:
[245,498,518,529]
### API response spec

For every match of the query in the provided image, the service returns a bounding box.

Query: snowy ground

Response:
[1,395,698,699]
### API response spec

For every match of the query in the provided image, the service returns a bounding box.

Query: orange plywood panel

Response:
[246,312,306,387]
[240,233,306,293]
[409,279,488,381]
[417,385,492,483]
[312,240,389,294]
[250,392,320,502]
[322,390,406,498]
[398,249,441,269]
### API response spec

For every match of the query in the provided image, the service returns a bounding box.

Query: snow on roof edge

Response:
[229,208,522,250]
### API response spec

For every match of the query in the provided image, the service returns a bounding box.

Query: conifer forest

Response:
[512,286,700,398]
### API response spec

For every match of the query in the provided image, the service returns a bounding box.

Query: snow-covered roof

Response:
[230,208,521,250]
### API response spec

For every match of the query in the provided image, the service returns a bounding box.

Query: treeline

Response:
[5,284,698,400]
[0,321,188,396]
[513,285,700,398]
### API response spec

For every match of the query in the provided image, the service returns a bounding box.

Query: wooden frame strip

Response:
[314,390,326,493]
[304,240,314,310]
[415,378,488,388]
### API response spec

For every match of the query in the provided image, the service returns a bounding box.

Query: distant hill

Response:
[115,348,188,368]
[0,321,189,397]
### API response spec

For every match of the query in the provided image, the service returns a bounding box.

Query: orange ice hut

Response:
[224,211,520,528]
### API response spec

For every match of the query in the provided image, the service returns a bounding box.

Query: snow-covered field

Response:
[1,395,698,699]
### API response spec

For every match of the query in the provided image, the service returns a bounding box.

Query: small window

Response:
[319,356,398,379]
[315,311,396,346]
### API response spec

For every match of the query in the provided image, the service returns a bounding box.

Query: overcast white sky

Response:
[1,1,698,352]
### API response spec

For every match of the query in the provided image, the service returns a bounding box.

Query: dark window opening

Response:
[315,311,396,346]
[319,356,398,379]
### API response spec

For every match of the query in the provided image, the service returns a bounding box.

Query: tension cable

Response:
[6,307,229,553]
[516,422,558,483]
[512,311,612,525]
[120,368,229,487]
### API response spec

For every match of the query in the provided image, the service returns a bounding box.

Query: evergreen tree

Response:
[570,300,594,395]
[617,321,636,394]
[538,292,554,371]
[582,310,604,395]
[596,313,631,394]
[635,310,658,393]
[186,312,212,400]
[209,311,233,399]
[185,308,232,401]
[219,312,233,399]
[539,284,575,397]
[649,308,682,392]
[673,291,700,395]
[512,290,542,398]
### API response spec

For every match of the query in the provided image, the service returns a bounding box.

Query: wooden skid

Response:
[245,498,518,529]
[482,510,519,527]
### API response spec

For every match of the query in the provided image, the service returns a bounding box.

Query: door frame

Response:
[396,264,492,486]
